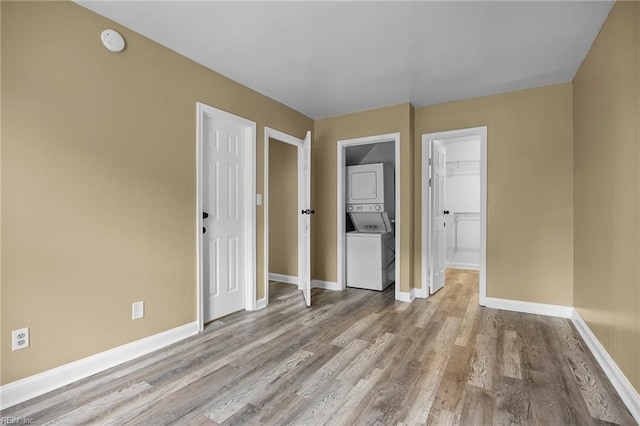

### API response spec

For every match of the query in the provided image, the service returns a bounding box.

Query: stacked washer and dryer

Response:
[345,163,395,291]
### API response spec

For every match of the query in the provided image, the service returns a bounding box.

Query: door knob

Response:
[203,226,206,234]
[203,212,209,219]
[444,210,450,215]
[300,209,315,215]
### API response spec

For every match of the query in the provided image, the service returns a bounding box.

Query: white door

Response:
[203,115,246,321]
[431,140,447,294]
[298,131,312,306]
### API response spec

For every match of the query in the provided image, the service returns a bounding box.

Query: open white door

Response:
[431,140,447,294]
[297,131,312,306]
[202,113,251,321]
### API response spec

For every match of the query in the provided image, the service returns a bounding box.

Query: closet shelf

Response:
[446,160,480,168]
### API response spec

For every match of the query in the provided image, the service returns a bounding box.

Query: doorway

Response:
[337,133,401,301]
[264,127,313,307]
[267,138,298,294]
[196,103,257,330]
[421,127,487,305]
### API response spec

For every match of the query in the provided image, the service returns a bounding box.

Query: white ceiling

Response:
[76,1,613,119]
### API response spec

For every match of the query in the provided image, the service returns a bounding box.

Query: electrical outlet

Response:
[12,327,29,351]
[132,301,144,320]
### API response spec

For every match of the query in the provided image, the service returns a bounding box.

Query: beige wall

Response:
[414,83,575,305]
[313,104,414,292]
[573,1,640,392]
[0,0,4,379]
[4,0,638,397]
[1,1,312,384]
[268,139,298,277]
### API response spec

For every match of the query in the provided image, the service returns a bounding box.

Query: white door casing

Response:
[263,128,312,307]
[197,103,256,328]
[430,140,447,294]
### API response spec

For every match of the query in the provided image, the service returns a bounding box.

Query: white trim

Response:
[197,102,257,327]
[571,310,640,423]
[485,297,573,318]
[479,127,487,306]
[414,287,428,298]
[421,127,487,306]
[0,321,199,410]
[268,273,298,285]
[256,298,267,310]
[337,133,402,300]
[420,135,428,298]
[396,288,415,303]
[311,279,341,291]
[196,104,205,331]
[264,127,307,307]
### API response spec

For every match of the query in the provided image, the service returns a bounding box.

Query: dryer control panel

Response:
[347,203,384,212]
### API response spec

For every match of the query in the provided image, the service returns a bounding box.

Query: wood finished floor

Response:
[2,269,635,425]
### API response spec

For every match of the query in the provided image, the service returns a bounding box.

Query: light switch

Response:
[132,301,144,320]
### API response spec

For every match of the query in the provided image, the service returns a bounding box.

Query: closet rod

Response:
[446,160,480,167]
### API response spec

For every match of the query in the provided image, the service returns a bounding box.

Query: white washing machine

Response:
[346,231,395,291]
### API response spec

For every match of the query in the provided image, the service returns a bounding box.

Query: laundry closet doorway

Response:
[337,133,401,301]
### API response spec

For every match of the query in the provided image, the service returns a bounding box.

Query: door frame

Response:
[196,102,257,331]
[263,127,306,307]
[421,126,487,305]
[337,133,401,301]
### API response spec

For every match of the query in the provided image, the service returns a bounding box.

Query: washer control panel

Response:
[346,204,385,212]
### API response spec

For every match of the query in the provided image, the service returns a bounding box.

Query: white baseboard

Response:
[414,287,428,298]
[0,321,199,410]
[485,297,573,318]
[256,298,267,310]
[311,279,341,291]
[571,310,640,423]
[269,277,341,291]
[268,273,298,285]
[479,295,487,307]
[396,288,415,303]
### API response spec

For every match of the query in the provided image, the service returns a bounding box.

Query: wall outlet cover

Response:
[12,327,30,351]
